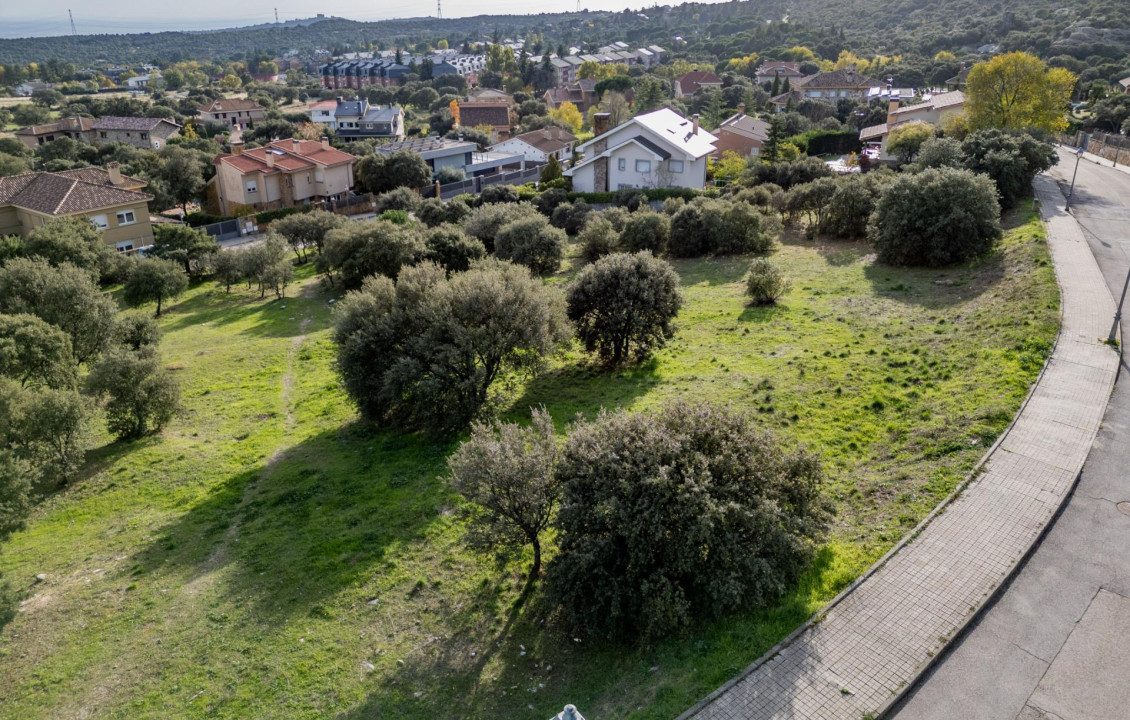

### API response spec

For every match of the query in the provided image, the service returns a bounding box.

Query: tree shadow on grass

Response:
[861,252,1006,309]
[671,254,753,287]
[507,357,663,425]
[335,543,844,720]
[128,422,456,625]
[738,303,790,323]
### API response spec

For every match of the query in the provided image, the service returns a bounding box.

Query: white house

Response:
[566,109,717,193]
[489,127,577,165]
[127,73,159,89]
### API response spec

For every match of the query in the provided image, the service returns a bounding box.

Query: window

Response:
[306,173,312,184]
[90,214,109,230]
[635,159,651,173]
[617,158,626,171]
[315,170,325,182]
[668,160,684,173]
[140,133,148,140]
[245,180,258,193]
[116,210,136,226]
[100,131,108,139]
[115,241,134,253]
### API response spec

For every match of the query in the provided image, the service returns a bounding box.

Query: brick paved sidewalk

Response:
[677,176,1120,720]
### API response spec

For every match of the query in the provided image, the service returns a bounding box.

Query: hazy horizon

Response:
[1,0,706,40]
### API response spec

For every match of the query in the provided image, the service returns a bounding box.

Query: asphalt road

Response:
[888,149,1130,720]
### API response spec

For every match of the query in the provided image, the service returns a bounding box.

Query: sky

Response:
[1,0,704,38]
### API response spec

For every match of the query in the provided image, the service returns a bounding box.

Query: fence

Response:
[200,218,243,242]
[1072,130,1130,165]
[331,193,377,216]
[423,165,545,199]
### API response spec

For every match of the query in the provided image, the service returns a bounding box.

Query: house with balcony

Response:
[375,136,526,179]
[489,127,577,165]
[208,132,356,215]
[566,109,717,192]
[754,61,807,86]
[329,98,406,141]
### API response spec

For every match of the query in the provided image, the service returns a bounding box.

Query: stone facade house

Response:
[91,117,182,149]
[567,109,717,192]
[198,99,267,128]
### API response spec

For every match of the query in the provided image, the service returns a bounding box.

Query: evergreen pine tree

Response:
[771,75,781,96]
[763,115,786,163]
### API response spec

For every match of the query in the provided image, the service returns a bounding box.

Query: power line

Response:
[68,9,77,35]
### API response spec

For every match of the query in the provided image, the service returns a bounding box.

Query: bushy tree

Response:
[0,448,31,542]
[549,200,592,235]
[966,52,1076,132]
[21,216,112,280]
[618,211,670,255]
[821,173,893,238]
[270,209,347,261]
[322,219,428,288]
[417,197,471,227]
[151,224,216,276]
[374,186,423,215]
[578,215,619,264]
[123,258,188,316]
[333,260,569,430]
[114,312,162,353]
[784,177,838,229]
[669,199,771,257]
[960,129,1057,209]
[211,250,244,292]
[534,188,569,217]
[915,137,964,169]
[238,236,296,298]
[462,202,542,251]
[355,150,431,194]
[540,154,563,184]
[493,216,566,277]
[567,252,682,364]
[448,408,560,581]
[0,313,77,389]
[0,378,90,485]
[870,168,1002,266]
[747,156,832,190]
[425,225,487,273]
[480,184,521,205]
[886,120,936,164]
[547,401,829,641]
[86,347,181,439]
[745,258,789,305]
[0,258,116,363]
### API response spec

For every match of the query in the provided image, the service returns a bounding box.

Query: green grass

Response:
[0,201,1058,720]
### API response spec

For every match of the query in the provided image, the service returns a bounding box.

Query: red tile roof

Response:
[676,71,723,95]
[215,139,356,176]
[0,171,152,216]
[200,98,265,114]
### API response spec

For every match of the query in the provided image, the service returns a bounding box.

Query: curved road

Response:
[889,149,1130,720]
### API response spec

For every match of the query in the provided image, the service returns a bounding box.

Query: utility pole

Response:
[1109,264,1130,345]
[68,9,77,35]
[275,8,279,23]
[1065,145,1084,212]
[437,0,442,18]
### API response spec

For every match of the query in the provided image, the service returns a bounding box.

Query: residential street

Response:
[889,148,1130,720]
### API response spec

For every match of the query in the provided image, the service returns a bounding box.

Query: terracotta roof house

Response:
[0,169,155,252]
[198,98,267,128]
[794,67,882,101]
[1119,76,1130,93]
[14,117,96,150]
[90,116,182,149]
[208,133,356,215]
[467,88,514,103]
[489,127,578,164]
[754,62,806,85]
[455,99,513,142]
[567,109,717,192]
[711,112,771,158]
[859,90,966,161]
[674,71,724,99]
[53,163,148,192]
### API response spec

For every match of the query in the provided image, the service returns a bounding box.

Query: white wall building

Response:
[566,109,716,193]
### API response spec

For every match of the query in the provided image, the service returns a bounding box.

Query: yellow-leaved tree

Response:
[965,52,1076,132]
[550,102,584,134]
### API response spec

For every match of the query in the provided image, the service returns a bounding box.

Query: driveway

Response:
[888,148,1130,720]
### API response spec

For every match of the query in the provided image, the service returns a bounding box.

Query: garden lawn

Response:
[0,201,1058,720]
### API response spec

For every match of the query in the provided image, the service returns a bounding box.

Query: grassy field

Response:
[0,201,1058,720]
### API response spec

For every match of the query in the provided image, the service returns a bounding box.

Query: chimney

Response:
[292,138,301,152]
[230,123,244,155]
[336,96,343,103]
[737,103,745,115]
[593,112,612,137]
[321,136,330,150]
[107,161,122,185]
[886,100,900,124]
[692,113,700,135]
[266,151,275,168]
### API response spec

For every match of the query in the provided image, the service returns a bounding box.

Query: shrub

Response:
[915,137,964,169]
[0,313,77,390]
[870,167,1002,266]
[821,175,886,239]
[784,177,837,228]
[375,186,422,215]
[578,216,620,265]
[886,120,936,164]
[747,156,832,190]
[425,225,487,273]
[669,199,771,257]
[0,379,89,484]
[86,347,181,439]
[494,216,566,277]
[268,209,347,260]
[417,197,471,227]
[550,200,592,235]
[322,219,429,288]
[435,166,466,184]
[566,252,682,364]
[547,401,829,641]
[618,211,670,255]
[378,209,411,224]
[448,408,560,581]
[333,260,569,430]
[613,187,648,212]
[960,129,1057,209]
[21,216,112,280]
[462,202,542,251]
[534,188,569,216]
[745,258,790,305]
[114,312,162,353]
[479,184,521,205]
[661,196,686,215]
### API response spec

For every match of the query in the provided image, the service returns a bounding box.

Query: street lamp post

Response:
[1110,264,1130,345]
[1065,146,1085,212]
